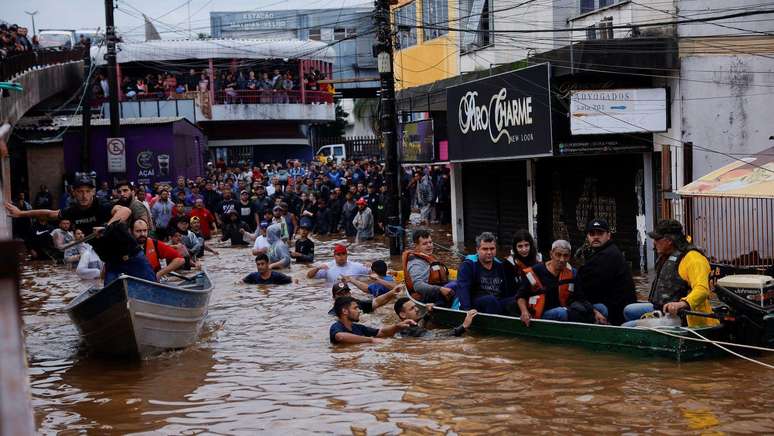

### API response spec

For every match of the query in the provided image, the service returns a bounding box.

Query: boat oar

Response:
[59,230,101,251]
[679,309,736,322]
[169,271,198,282]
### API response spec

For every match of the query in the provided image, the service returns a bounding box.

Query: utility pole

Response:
[104,0,120,139]
[374,0,402,255]
[80,40,92,171]
[24,10,38,36]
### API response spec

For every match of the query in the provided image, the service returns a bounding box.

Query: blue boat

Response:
[65,270,213,358]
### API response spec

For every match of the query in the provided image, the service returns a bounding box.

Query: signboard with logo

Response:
[446,63,553,162]
[400,120,434,163]
[570,88,667,135]
[107,137,126,173]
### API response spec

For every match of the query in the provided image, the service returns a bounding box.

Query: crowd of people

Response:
[0,23,36,61]
[109,67,334,103]
[6,156,716,346]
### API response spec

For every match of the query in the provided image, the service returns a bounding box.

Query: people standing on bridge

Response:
[622,219,719,328]
[575,219,637,326]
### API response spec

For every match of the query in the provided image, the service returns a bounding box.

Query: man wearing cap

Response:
[271,205,290,241]
[352,197,374,241]
[622,219,719,328]
[575,219,637,325]
[291,222,315,263]
[307,244,370,282]
[251,221,271,255]
[5,172,131,236]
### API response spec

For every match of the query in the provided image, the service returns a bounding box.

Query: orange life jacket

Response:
[401,250,449,301]
[523,265,574,318]
[144,238,161,272]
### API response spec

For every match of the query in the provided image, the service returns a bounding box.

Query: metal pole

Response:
[375,0,402,255]
[81,41,92,172]
[104,0,120,138]
[24,11,38,36]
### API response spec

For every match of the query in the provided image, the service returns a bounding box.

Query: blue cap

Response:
[259,221,269,228]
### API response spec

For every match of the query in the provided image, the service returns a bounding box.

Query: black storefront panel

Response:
[447,63,553,162]
[462,161,528,251]
[535,154,644,269]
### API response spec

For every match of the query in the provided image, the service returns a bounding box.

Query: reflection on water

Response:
[20,235,774,434]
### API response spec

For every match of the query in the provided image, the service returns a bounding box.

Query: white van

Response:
[38,29,76,49]
[316,144,347,164]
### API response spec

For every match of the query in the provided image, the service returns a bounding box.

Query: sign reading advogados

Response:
[446,63,553,162]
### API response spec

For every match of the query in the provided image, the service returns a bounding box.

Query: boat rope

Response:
[646,327,774,369]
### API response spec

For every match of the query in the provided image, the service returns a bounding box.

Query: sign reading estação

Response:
[446,63,553,162]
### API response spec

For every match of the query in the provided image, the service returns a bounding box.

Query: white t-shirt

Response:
[314,261,370,283]
[253,235,270,252]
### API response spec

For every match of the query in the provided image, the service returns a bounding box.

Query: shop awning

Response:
[678,146,774,198]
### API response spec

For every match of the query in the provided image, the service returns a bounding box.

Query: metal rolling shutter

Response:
[462,161,529,251]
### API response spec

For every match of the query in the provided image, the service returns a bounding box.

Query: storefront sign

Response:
[107,137,126,173]
[570,88,667,135]
[400,120,434,162]
[447,63,553,162]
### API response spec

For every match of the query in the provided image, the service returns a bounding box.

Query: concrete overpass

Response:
[0,50,85,239]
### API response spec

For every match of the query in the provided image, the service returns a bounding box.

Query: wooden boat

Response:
[65,270,213,358]
[407,293,729,362]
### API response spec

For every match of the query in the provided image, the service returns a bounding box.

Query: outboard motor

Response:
[714,275,774,347]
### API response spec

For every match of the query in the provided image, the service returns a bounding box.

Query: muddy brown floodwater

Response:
[19,232,774,435]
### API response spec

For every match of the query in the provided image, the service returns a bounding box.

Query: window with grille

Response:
[395,2,418,49]
[423,0,449,41]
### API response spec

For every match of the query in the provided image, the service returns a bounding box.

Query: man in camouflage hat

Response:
[622,219,718,327]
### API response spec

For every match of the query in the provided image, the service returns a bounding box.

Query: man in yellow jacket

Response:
[623,219,718,327]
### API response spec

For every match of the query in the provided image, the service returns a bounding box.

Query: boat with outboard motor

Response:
[65,270,213,358]
[404,274,774,361]
[406,291,727,361]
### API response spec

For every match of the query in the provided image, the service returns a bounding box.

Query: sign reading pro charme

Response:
[446,63,553,162]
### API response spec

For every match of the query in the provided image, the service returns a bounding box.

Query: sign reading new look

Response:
[446,63,553,162]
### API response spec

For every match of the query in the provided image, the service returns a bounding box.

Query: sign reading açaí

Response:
[447,63,552,161]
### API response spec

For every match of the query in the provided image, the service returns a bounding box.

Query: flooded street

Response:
[20,235,774,435]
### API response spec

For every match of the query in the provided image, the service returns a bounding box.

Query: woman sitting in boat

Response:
[516,240,609,326]
[622,219,719,328]
[402,229,456,306]
[508,229,541,288]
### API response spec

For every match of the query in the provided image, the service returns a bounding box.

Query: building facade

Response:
[210,8,378,95]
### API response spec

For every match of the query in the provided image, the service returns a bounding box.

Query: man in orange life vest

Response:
[402,229,456,306]
[516,239,608,326]
[131,219,185,280]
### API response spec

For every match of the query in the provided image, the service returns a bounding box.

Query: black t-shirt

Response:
[329,321,379,343]
[242,271,292,285]
[295,238,314,257]
[58,200,114,234]
[217,199,238,219]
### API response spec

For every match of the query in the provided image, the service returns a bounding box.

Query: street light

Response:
[24,10,38,36]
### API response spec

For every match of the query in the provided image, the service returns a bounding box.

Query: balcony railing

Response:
[213,90,333,105]
[0,48,86,81]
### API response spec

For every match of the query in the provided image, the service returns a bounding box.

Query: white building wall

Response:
[460,0,574,73]
[568,1,674,41]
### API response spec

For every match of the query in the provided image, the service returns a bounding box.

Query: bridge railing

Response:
[0,48,86,82]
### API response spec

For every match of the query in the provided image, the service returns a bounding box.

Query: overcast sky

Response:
[5,0,370,40]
